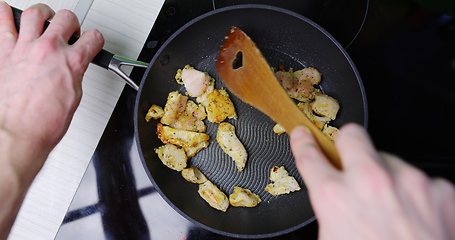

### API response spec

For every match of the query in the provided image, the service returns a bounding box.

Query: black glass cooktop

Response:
[56,0,455,239]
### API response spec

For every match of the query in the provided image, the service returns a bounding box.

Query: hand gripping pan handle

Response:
[11,6,147,91]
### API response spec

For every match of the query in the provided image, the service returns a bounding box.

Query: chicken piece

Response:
[272,123,286,135]
[297,102,331,130]
[161,91,188,125]
[145,104,164,122]
[288,81,315,102]
[181,166,208,184]
[216,122,247,172]
[265,166,301,196]
[197,88,237,123]
[266,177,302,196]
[311,93,340,120]
[183,140,210,158]
[229,186,261,207]
[198,181,229,212]
[275,69,294,90]
[322,124,339,141]
[269,165,290,181]
[155,144,188,171]
[275,68,320,102]
[157,123,209,152]
[272,100,333,135]
[170,100,207,132]
[294,67,322,85]
[176,65,212,97]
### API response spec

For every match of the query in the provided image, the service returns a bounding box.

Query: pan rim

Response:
[134,4,368,238]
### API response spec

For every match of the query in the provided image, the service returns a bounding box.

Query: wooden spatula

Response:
[216,27,342,170]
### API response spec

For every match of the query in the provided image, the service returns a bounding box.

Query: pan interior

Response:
[135,4,366,238]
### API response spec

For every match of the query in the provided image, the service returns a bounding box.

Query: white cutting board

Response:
[5,0,164,239]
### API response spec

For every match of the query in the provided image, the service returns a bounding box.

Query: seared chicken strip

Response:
[273,67,340,141]
[155,144,188,171]
[293,67,322,85]
[145,104,164,122]
[229,186,261,207]
[198,181,229,212]
[183,141,210,158]
[272,123,286,135]
[273,101,330,135]
[161,91,188,125]
[322,124,339,141]
[170,100,207,133]
[177,65,212,97]
[297,101,331,130]
[265,166,301,196]
[275,67,322,102]
[310,93,340,120]
[156,123,209,156]
[216,122,247,172]
[197,88,237,123]
[275,101,339,140]
[181,166,208,184]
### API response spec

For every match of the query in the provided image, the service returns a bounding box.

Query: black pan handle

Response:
[10,6,147,91]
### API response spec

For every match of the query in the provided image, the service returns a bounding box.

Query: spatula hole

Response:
[232,51,243,69]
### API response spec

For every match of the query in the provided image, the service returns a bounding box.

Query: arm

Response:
[290,124,455,240]
[0,2,104,239]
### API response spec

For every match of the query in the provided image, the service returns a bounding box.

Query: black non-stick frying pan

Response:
[12,4,367,238]
[135,4,367,238]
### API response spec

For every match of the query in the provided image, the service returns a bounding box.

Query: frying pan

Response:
[12,4,367,238]
[135,5,367,238]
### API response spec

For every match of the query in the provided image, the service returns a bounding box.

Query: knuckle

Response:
[87,29,104,44]
[69,52,88,74]
[317,178,344,199]
[71,50,85,63]
[401,167,431,191]
[22,7,44,19]
[56,9,79,24]
[23,4,53,20]
[36,37,59,53]
[433,178,455,198]
[359,162,393,190]
[0,31,17,42]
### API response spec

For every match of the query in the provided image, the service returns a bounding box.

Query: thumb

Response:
[290,126,338,191]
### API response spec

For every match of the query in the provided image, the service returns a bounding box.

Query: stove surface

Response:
[56,0,455,239]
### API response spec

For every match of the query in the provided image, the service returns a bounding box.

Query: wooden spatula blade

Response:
[216,27,276,105]
[216,27,342,169]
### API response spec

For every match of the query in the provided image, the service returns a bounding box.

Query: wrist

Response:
[0,128,49,188]
[0,129,34,239]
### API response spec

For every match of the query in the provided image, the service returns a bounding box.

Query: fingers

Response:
[0,2,17,57]
[432,178,455,229]
[0,2,16,39]
[69,29,104,73]
[290,126,339,190]
[42,9,80,42]
[433,178,455,240]
[336,123,383,170]
[17,3,55,44]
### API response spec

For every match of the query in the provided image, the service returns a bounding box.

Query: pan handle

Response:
[11,6,147,91]
[103,55,148,91]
